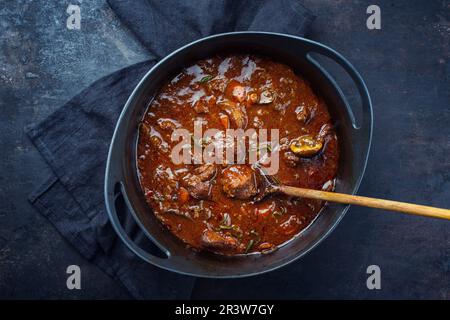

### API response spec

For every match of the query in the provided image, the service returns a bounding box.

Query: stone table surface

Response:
[0,0,448,299]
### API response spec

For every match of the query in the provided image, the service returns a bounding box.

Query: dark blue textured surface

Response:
[0,0,448,299]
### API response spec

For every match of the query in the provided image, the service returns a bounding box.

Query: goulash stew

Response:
[137,54,339,255]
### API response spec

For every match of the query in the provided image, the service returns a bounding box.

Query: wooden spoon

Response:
[254,168,450,221]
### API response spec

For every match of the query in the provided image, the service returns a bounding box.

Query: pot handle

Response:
[305,44,373,131]
[104,176,171,266]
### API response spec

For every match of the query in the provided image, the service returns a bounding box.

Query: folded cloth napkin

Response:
[26,0,315,299]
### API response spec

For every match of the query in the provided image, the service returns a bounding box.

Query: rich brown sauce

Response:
[137,54,339,255]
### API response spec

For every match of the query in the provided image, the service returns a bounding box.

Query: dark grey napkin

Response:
[26,0,315,299]
[108,0,315,59]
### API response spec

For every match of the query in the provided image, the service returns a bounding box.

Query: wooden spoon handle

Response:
[279,185,450,220]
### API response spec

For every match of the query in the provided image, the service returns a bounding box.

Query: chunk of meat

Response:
[193,96,216,114]
[181,164,217,199]
[225,80,246,102]
[295,105,310,123]
[218,100,248,129]
[318,123,334,139]
[194,163,217,181]
[258,89,274,104]
[221,165,258,199]
[206,77,227,93]
[182,175,211,199]
[193,99,209,113]
[283,151,300,167]
[201,229,239,250]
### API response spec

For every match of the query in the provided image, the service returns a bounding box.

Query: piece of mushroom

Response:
[289,134,323,157]
[201,229,239,250]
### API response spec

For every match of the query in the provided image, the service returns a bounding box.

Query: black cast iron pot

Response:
[104,32,373,278]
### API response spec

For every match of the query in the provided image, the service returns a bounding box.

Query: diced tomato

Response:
[178,187,190,204]
[219,114,229,129]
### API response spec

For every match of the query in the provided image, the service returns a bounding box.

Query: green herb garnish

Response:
[199,75,214,83]
[151,193,165,202]
[217,225,233,230]
[245,239,255,254]
[270,175,281,185]
[220,213,231,226]
[249,229,261,244]
[250,144,272,152]
[272,206,286,218]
